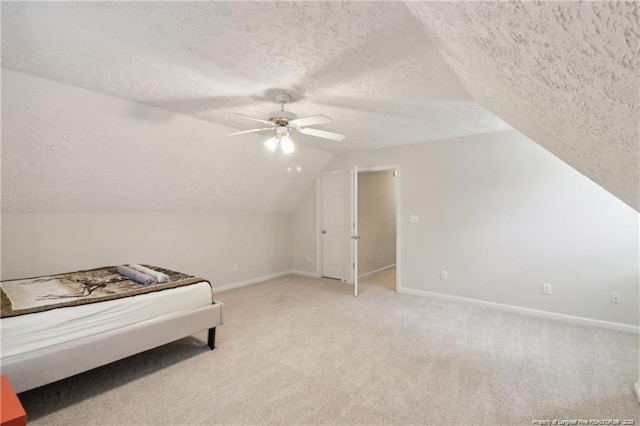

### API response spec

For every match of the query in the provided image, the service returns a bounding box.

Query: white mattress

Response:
[1,281,212,362]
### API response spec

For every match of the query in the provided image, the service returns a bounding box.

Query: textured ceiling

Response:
[2,69,333,213]
[407,1,639,211]
[1,1,509,153]
[2,1,637,213]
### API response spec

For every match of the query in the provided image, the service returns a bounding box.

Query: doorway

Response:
[353,166,399,293]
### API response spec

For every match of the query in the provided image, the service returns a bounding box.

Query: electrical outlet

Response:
[440,270,448,281]
[542,283,552,295]
[233,262,239,272]
[611,292,620,304]
[306,255,311,262]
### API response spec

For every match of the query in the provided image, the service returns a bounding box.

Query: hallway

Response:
[359,266,396,291]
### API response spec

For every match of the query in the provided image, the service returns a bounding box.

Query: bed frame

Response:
[3,301,223,393]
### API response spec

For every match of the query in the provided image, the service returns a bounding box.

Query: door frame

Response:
[352,166,359,296]
[351,164,401,292]
[318,170,344,281]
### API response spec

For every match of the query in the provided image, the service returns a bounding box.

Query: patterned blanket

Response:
[0,265,210,318]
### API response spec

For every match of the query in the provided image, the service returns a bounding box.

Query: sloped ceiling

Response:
[1,1,508,152]
[407,1,639,211]
[1,1,637,212]
[2,70,333,213]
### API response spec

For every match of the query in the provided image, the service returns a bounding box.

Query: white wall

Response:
[1,70,300,286]
[295,130,639,327]
[1,212,292,288]
[291,182,319,275]
[358,170,396,275]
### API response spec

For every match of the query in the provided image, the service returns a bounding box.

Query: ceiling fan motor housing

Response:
[268,110,297,122]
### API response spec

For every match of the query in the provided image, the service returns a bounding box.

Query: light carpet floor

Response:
[18,272,639,425]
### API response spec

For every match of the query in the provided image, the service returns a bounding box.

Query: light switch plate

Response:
[410,215,419,223]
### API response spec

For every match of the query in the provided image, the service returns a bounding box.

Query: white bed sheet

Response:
[1,281,212,362]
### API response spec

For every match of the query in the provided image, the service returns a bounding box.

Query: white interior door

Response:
[352,166,359,296]
[321,172,343,279]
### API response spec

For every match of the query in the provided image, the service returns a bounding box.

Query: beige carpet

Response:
[18,273,639,425]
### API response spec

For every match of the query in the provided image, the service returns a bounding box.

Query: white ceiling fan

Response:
[227,92,345,154]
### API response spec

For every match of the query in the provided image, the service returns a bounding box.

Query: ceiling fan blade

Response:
[289,114,333,128]
[226,127,274,136]
[234,113,274,126]
[298,127,345,141]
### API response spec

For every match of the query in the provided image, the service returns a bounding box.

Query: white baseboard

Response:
[213,270,292,293]
[291,270,321,278]
[358,263,396,279]
[398,287,639,334]
[635,382,640,405]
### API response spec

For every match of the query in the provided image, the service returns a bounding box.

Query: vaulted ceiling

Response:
[2,1,637,212]
[408,1,639,211]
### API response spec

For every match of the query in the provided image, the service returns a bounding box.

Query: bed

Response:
[0,265,223,393]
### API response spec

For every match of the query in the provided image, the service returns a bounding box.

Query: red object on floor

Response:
[1,375,26,426]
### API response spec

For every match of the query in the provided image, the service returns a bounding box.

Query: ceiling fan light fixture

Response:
[264,136,278,152]
[280,135,295,155]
